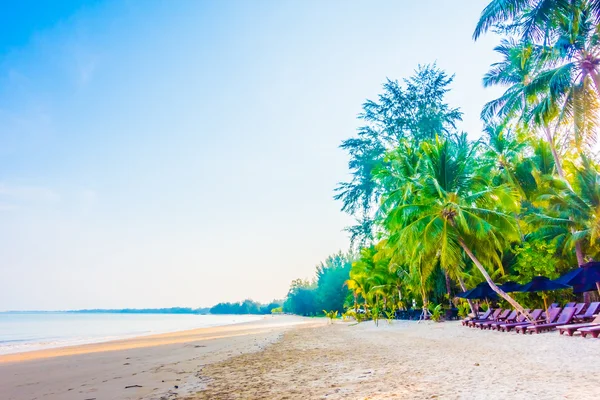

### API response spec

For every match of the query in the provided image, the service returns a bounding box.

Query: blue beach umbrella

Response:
[498,281,523,292]
[518,276,570,321]
[518,276,569,293]
[555,262,600,294]
[456,282,498,300]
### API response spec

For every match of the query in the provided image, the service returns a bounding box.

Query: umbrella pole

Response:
[543,294,549,323]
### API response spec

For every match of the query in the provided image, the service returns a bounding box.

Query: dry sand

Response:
[0,315,324,400]
[2,317,600,400]
[185,320,600,400]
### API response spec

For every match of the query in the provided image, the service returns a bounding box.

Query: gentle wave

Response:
[0,313,262,355]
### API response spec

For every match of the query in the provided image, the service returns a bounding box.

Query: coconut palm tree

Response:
[476,1,600,161]
[481,38,568,178]
[381,135,531,318]
[529,155,600,265]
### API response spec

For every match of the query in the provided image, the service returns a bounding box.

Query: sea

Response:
[0,313,262,355]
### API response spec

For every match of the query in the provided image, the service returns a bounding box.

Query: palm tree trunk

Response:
[444,271,453,308]
[398,288,403,309]
[457,275,478,317]
[459,239,533,321]
[542,125,566,179]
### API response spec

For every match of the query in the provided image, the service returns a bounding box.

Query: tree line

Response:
[282,0,600,321]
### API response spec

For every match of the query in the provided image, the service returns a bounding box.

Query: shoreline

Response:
[0,314,283,364]
[0,315,324,400]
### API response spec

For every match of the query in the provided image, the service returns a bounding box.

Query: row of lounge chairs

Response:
[461,302,600,337]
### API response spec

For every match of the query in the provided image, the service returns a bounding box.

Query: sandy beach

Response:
[188,320,600,400]
[0,315,324,400]
[2,316,600,400]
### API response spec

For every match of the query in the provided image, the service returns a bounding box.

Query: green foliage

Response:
[335,64,462,247]
[283,252,354,317]
[283,279,318,316]
[210,299,281,315]
[323,310,338,323]
[428,304,443,322]
[512,240,559,282]
[333,2,600,320]
[457,302,470,319]
[384,309,396,324]
[315,252,353,313]
[271,307,283,314]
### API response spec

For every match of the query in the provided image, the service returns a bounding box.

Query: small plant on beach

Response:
[428,304,443,322]
[457,303,470,319]
[342,309,356,321]
[323,310,338,323]
[371,305,381,326]
[271,306,283,314]
[384,309,395,324]
[354,311,366,323]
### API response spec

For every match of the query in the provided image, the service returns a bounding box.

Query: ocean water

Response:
[0,313,262,355]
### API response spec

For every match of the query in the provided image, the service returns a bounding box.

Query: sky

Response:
[0,0,503,311]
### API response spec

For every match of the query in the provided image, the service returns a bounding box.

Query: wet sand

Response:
[0,315,323,400]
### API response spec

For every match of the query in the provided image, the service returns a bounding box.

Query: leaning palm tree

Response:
[381,135,531,318]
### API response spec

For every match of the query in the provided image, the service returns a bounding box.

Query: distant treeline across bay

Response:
[3,300,283,315]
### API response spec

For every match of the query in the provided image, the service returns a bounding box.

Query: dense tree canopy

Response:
[280,0,600,321]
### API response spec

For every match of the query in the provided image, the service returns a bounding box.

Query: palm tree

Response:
[530,155,600,265]
[381,135,532,318]
[473,0,599,42]
[476,1,600,163]
[481,38,568,178]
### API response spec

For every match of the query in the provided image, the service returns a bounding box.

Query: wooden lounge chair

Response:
[564,302,576,308]
[461,308,492,326]
[574,302,600,322]
[467,309,499,327]
[515,309,559,334]
[525,307,577,334]
[498,309,543,332]
[488,310,518,330]
[475,309,510,329]
[578,324,600,338]
[558,314,600,336]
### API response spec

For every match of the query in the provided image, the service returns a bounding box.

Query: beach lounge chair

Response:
[524,307,577,334]
[461,308,492,326]
[578,324,600,338]
[558,314,600,336]
[573,303,587,316]
[475,309,510,329]
[564,302,576,308]
[515,308,561,334]
[468,309,501,327]
[574,302,600,322]
[488,310,519,330]
[498,309,543,332]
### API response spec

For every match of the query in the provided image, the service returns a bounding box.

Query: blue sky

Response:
[0,1,502,310]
